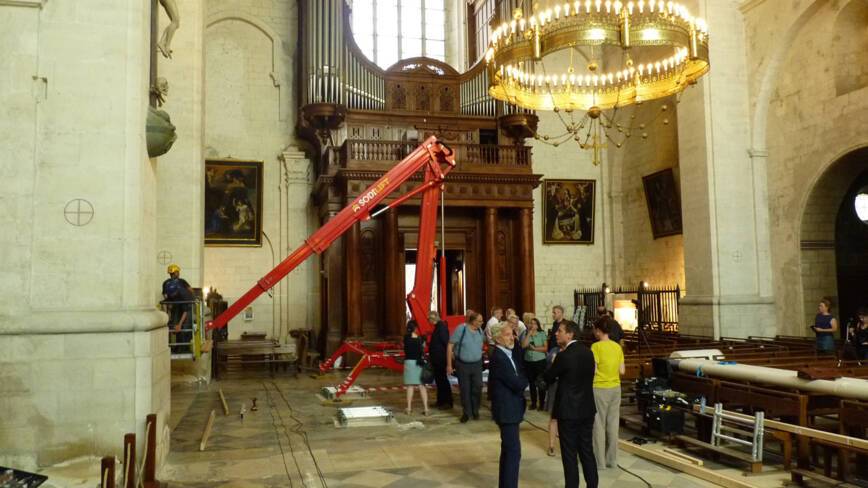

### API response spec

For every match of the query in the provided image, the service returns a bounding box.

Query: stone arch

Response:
[750,0,828,152]
[205,11,287,119]
[797,145,868,327]
[833,0,868,96]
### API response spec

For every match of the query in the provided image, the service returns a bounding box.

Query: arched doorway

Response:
[800,147,868,336]
[835,169,868,327]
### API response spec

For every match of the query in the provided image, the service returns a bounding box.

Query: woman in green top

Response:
[521,316,549,410]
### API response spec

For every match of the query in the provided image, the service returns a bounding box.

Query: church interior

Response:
[2,0,868,486]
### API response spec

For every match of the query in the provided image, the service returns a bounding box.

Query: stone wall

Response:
[529,111,608,322]
[155,0,205,294]
[203,0,317,340]
[744,0,868,336]
[609,98,685,290]
[0,0,169,469]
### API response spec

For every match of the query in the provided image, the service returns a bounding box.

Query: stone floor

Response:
[158,368,799,488]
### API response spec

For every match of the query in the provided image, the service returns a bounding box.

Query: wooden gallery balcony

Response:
[343,139,531,172]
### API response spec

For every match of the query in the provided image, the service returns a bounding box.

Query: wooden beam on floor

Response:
[199,409,216,452]
[663,447,704,466]
[619,439,755,488]
[218,388,229,416]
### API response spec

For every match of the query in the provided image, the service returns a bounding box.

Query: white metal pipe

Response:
[672,357,868,401]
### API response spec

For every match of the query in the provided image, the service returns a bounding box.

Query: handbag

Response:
[420,357,435,384]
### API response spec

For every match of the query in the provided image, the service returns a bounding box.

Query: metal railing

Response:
[160,299,205,360]
[574,282,681,332]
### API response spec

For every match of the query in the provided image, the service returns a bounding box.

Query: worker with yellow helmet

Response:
[162,264,194,353]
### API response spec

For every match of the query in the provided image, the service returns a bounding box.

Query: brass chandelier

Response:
[485,0,710,164]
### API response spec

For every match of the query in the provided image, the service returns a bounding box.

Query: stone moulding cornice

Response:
[739,0,768,14]
[0,309,168,334]
[0,0,45,7]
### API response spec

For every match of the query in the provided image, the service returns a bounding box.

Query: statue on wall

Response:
[150,77,169,107]
[146,77,177,157]
[157,0,180,59]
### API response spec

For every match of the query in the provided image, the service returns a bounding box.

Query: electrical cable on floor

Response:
[523,414,654,487]
[263,384,300,488]
[269,381,329,488]
[618,464,653,488]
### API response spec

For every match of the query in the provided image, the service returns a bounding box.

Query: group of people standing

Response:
[402,304,626,488]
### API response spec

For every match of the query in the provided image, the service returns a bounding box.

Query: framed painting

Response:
[204,159,263,246]
[642,168,683,239]
[542,179,595,244]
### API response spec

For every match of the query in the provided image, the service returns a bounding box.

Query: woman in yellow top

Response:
[590,317,625,470]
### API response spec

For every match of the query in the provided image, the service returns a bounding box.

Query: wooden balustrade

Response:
[343,139,531,168]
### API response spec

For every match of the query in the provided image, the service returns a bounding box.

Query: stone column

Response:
[484,207,498,314]
[280,146,315,337]
[155,0,205,294]
[0,0,169,469]
[676,0,775,338]
[518,208,536,315]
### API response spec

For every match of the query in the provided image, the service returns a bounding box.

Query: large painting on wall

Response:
[642,168,683,239]
[543,179,595,244]
[205,159,263,246]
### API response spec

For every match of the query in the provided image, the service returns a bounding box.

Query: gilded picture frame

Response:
[204,159,263,247]
[542,179,595,244]
[642,168,683,239]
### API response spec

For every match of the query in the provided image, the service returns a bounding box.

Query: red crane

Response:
[207,136,461,398]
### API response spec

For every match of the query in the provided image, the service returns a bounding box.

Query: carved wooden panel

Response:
[360,220,383,338]
[496,215,517,311]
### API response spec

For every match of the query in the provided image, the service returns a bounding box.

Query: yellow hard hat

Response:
[167,264,180,275]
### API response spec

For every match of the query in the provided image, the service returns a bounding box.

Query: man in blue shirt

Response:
[447,310,485,423]
[489,322,528,488]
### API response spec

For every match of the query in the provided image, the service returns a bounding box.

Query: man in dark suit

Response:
[544,320,598,488]
[489,322,529,488]
[427,311,453,409]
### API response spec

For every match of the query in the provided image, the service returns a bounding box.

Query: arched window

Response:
[352,0,446,69]
[855,189,868,223]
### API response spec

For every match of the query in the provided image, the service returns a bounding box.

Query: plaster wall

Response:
[203,0,318,340]
[609,99,685,290]
[0,0,169,469]
[529,111,608,323]
[155,0,205,294]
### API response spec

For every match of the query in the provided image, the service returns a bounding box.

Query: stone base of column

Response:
[679,295,776,339]
[0,313,171,470]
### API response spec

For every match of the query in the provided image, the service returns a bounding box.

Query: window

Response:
[856,191,868,223]
[351,0,446,69]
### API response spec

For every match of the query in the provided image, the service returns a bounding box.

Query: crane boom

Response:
[207,136,456,332]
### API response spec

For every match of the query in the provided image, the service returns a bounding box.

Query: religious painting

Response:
[205,159,263,246]
[542,179,595,244]
[642,168,683,239]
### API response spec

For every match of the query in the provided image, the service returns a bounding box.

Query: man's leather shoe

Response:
[460,414,469,423]
[472,414,480,420]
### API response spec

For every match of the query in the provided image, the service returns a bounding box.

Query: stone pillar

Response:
[676,0,775,338]
[484,207,498,314]
[280,146,315,337]
[518,208,536,315]
[0,0,169,469]
[155,0,205,293]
